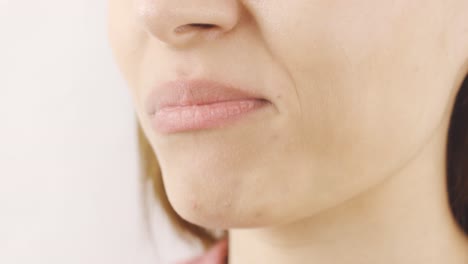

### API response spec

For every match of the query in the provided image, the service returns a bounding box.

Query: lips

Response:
[145,78,270,133]
[146,79,266,113]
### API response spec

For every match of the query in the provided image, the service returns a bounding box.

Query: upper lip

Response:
[145,78,267,115]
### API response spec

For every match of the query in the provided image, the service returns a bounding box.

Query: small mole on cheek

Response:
[253,209,264,221]
[276,94,282,99]
[271,133,279,140]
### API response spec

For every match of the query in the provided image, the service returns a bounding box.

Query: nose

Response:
[137,0,240,47]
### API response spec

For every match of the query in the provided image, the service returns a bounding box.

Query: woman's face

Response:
[108,1,467,228]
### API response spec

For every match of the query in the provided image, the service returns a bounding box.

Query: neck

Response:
[228,115,468,264]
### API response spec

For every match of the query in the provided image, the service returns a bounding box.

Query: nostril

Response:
[190,23,216,29]
[174,23,217,33]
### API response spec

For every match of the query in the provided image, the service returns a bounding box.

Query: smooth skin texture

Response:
[108,1,468,263]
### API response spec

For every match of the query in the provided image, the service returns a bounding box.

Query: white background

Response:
[0,1,198,263]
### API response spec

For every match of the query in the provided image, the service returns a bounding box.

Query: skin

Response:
[108,1,468,263]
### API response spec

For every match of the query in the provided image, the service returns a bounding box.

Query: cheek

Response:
[255,1,450,177]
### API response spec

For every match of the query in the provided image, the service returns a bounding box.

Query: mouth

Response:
[145,78,271,134]
[152,98,270,133]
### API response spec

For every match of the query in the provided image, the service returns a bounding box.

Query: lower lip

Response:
[150,99,270,133]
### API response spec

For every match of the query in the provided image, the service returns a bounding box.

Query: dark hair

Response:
[447,74,468,235]
[139,75,468,249]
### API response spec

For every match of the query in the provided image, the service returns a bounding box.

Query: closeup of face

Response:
[108,1,467,229]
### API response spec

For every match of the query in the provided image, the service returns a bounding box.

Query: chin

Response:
[168,191,273,229]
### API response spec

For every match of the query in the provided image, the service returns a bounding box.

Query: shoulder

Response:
[175,239,228,264]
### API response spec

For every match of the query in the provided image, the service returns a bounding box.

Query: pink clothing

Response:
[176,239,228,264]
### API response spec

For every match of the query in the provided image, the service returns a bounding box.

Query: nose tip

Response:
[137,0,240,47]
